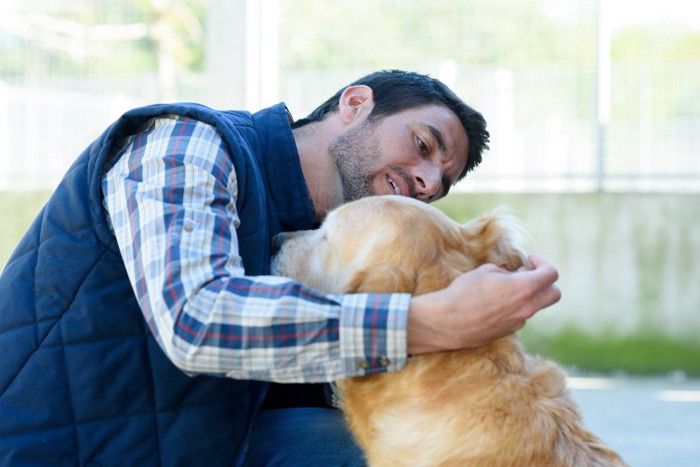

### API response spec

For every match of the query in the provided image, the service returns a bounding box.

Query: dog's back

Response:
[341,338,626,466]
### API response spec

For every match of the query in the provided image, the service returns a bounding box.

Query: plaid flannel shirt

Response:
[101,115,409,383]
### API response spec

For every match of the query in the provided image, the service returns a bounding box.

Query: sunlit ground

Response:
[570,375,700,467]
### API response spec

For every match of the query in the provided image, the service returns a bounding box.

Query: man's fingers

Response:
[518,255,562,317]
[526,254,560,283]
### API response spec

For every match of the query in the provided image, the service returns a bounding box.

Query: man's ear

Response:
[338,85,375,124]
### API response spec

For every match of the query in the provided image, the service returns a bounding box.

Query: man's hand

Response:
[407,255,560,355]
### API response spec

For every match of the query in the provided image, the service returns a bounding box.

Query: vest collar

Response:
[252,103,315,232]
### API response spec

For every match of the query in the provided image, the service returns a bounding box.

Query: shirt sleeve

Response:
[101,115,410,383]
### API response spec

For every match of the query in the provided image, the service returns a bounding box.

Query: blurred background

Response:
[1,0,699,377]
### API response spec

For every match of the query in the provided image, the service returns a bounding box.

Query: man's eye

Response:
[417,136,429,155]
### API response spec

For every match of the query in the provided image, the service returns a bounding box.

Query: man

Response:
[0,70,560,465]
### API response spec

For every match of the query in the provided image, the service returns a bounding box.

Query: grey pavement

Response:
[569,375,700,467]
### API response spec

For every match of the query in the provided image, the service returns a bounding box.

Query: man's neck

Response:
[293,119,344,223]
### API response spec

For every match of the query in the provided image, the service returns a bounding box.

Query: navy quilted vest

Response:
[0,102,314,466]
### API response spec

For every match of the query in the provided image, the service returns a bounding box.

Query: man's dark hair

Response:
[293,69,490,179]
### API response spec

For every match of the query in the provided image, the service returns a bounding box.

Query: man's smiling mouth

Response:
[387,176,401,195]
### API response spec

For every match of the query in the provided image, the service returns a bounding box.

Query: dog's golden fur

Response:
[271,195,627,467]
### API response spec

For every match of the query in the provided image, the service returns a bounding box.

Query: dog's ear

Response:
[344,264,418,294]
[460,212,532,271]
[413,258,465,295]
[347,250,473,296]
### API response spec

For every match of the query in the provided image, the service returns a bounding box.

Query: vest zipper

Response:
[234,381,269,467]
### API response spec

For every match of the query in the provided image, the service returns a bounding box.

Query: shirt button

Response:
[379,357,391,367]
[184,222,194,233]
[357,359,370,370]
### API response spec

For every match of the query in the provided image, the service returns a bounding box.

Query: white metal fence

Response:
[1,0,698,192]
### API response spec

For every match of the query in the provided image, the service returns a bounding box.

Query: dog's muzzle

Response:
[271,232,287,255]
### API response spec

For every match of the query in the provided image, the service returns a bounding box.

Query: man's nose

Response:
[414,164,442,202]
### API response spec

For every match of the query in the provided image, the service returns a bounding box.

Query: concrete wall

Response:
[437,193,700,341]
[3,191,698,342]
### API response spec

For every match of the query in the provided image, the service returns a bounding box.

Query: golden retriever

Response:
[271,195,627,467]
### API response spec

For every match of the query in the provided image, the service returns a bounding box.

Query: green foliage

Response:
[3,0,699,99]
[521,326,700,377]
[279,0,599,70]
[278,0,700,72]
[0,0,206,78]
[613,26,700,61]
[0,191,51,270]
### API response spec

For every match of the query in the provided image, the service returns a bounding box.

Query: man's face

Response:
[329,104,469,203]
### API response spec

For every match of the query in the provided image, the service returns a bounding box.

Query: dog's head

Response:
[271,195,530,295]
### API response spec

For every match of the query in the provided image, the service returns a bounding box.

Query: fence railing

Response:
[1,1,698,192]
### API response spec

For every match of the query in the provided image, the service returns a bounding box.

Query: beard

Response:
[328,120,382,202]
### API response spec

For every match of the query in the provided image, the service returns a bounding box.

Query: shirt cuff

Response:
[336,293,410,378]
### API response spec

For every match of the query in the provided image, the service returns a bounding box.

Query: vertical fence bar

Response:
[596,0,611,192]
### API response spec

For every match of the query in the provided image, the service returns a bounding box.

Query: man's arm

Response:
[101,116,409,383]
[407,256,561,355]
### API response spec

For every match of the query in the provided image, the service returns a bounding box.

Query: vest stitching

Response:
[0,227,112,399]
